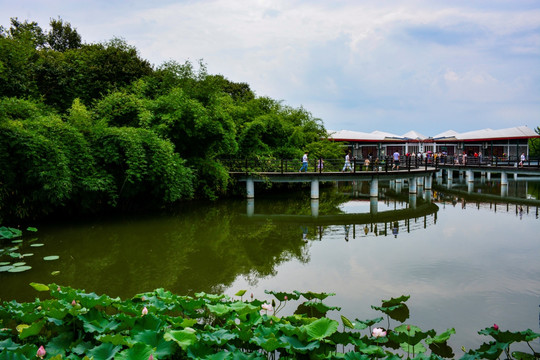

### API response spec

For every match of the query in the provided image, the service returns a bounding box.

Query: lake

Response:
[1,176,539,354]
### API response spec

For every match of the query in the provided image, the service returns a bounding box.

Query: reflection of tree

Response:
[0,199,311,302]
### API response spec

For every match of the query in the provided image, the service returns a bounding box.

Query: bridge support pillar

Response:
[370,179,378,197]
[246,177,254,199]
[395,179,402,193]
[514,172,518,180]
[311,179,319,199]
[247,198,254,217]
[481,172,486,184]
[409,177,417,194]
[501,171,508,197]
[311,199,319,217]
[467,169,474,183]
[487,172,491,181]
[459,171,464,182]
[424,175,432,191]
[424,189,432,203]
[447,170,453,182]
[468,181,474,194]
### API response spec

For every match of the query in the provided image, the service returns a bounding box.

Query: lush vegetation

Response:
[1,283,538,360]
[0,18,343,223]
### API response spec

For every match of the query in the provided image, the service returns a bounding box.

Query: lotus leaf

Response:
[43,255,60,261]
[29,282,49,292]
[305,317,339,340]
[164,328,198,351]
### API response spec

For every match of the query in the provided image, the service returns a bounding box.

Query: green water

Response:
[1,178,539,352]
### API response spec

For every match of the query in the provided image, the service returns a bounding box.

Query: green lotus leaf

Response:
[71,341,94,355]
[132,330,175,358]
[207,303,232,316]
[512,351,536,360]
[18,319,45,340]
[341,315,355,329]
[235,289,247,297]
[30,243,44,247]
[12,262,26,266]
[0,265,12,272]
[201,329,238,346]
[22,253,34,257]
[47,332,74,357]
[0,262,10,265]
[116,343,153,360]
[11,240,23,243]
[43,255,60,261]
[87,342,122,360]
[8,265,32,272]
[164,328,198,351]
[425,328,456,344]
[358,344,386,356]
[97,333,134,347]
[250,333,284,352]
[401,342,427,354]
[229,301,258,316]
[9,252,22,258]
[305,317,339,340]
[470,341,508,360]
[29,282,49,292]
[26,227,38,232]
[265,290,301,301]
[80,309,121,334]
[0,226,22,239]
[382,295,410,307]
[478,328,540,343]
[51,270,60,275]
[298,291,335,301]
[279,335,320,352]
[302,300,341,315]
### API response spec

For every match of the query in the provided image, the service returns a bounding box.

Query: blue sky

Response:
[1,0,539,135]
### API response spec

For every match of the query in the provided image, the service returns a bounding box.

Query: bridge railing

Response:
[221,156,439,174]
[438,155,540,168]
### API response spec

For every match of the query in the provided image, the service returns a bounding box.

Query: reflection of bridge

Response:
[243,199,439,226]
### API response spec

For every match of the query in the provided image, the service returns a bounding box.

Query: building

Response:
[329,125,539,160]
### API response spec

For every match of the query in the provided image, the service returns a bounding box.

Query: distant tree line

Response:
[0,18,343,222]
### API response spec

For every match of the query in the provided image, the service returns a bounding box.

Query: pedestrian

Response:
[317,157,324,171]
[342,151,352,172]
[299,151,308,172]
[519,152,526,167]
[392,150,400,170]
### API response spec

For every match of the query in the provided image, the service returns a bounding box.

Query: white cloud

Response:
[1,0,539,134]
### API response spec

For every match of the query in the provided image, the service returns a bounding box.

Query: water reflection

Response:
[1,179,539,352]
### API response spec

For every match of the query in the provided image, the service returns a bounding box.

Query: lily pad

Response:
[0,265,13,272]
[8,265,32,272]
[12,262,26,266]
[22,253,34,257]
[30,243,44,247]
[43,255,59,261]
[51,270,60,275]
[0,262,10,265]
[12,240,23,244]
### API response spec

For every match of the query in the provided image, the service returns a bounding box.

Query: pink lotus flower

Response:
[37,345,46,358]
[148,355,154,360]
[261,303,273,312]
[141,306,148,316]
[71,300,77,306]
[372,327,387,338]
[493,324,499,330]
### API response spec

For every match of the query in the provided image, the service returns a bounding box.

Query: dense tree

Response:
[0,17,337,222]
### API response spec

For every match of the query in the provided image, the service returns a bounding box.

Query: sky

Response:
[1,0,540,136]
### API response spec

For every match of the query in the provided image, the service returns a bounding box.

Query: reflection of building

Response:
[329,126,539,159]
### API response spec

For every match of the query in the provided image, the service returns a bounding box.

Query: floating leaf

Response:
[11,240,23,243]
[30,243,44,247]
[26,227,38,232]
[8,266,32,272]
[12,262,26,266]
[30,282,50,292]
[235,289,247,297]
[44,255,60,261]
[22,253,34,257]
[51,270,60,275]
[0,265,13,272]
[0,262,10,265]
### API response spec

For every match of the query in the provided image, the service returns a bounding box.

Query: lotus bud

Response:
[142,306,148,316]
[284,296,288,301]
[71,300,77,306]
[149,355,154,360]
[493,324,499,330]
[251,293,253,299]
[57,286,61,292]
[272,299,276,307]
[407,325,411,331]
[37,345,46,359]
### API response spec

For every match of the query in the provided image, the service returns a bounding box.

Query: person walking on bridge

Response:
[392,150,400,170]
[299,151,309,172]
[342,151,352,172]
